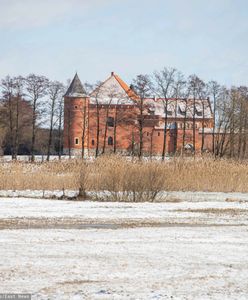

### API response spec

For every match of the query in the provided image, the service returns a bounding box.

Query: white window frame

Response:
[75,137,79,145]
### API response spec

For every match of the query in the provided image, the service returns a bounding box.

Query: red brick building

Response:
[64,72,214,156]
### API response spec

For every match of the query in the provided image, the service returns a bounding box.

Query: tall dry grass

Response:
[1,156,248,200]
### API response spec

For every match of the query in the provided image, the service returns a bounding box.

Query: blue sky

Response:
[0,0,247,86]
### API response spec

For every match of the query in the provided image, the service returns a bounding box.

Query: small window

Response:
[108,136,113,145]
[158,132,160,136]
[147,132,149,136]
[92,139,95,146]
[75,138,79,145]
[107,117,114,127]
[74,105,78,109]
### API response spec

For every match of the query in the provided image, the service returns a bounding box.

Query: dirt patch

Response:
[225,198,248,203]
[0,217,246,230]
[58,279,104,286]
[174,208,248,214]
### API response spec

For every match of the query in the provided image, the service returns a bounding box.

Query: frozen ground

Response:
[1,189,248,202]
[0,197,248,299]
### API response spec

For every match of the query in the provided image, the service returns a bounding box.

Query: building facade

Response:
[64,72,214,156]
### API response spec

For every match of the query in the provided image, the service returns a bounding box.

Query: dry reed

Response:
[1,156,248,201]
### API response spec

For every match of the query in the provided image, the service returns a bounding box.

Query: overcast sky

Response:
[0,0,247,86]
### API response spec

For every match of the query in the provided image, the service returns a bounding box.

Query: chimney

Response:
[111,71,114,76]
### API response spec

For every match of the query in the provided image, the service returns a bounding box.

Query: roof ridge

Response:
[113,74,139,100]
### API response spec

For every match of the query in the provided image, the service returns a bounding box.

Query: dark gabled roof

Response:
[65,73,87,97]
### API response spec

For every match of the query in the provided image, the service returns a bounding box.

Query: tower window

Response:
[108,136,113,146]
[92,139,95,146]
[158,132,160,136]
[75,138,79,145]
[74,105,78,109]
[107,117,114,127]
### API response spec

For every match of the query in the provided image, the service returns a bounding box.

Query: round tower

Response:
[64,73,90,157]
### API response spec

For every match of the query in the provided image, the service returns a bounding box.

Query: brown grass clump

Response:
[164,157,248,193]
[1,156,248,201]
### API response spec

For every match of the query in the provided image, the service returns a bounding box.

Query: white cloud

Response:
[0,0,111,29]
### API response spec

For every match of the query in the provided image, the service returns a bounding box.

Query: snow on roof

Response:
[90,72,138,105]
[88,73,212,119]
[144,98,212,119]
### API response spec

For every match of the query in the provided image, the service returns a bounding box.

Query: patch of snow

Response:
[0,226,247,299]
[0,197,248,225]
[1,189,248,203]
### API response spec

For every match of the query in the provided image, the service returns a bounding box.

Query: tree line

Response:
[0,74,65,161]
[1,68,248,160]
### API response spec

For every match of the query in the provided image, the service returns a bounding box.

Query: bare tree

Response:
[13,76,25,159]
[153,68,176,159]
[88,81,105,158]
[180,98,192,155]
[0,76,25,159]
[172,72,187,154]
[132,74,152,159]
[79,82,93,159]
[46,81,64,161]
[214,87,232,157]
[229,88,238,158]
[25,74,49,161]
[102,87,116,155]
[154,68,177,160]
[207,81,221,155]
[198,85,208,154]
[57,93,64,159]
[113,101,131,153]
[240,87,248,159]
[1,76,15,158]
[230,86,248,159]
[64,102,72,158]
[188,75,205,155]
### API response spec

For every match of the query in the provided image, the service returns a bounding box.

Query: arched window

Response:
[75,138,79,145]
[108,136,113,146]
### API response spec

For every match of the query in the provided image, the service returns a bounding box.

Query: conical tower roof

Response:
[65,73,87,97]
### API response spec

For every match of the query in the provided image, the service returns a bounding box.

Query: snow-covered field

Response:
[1,197,248,299]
